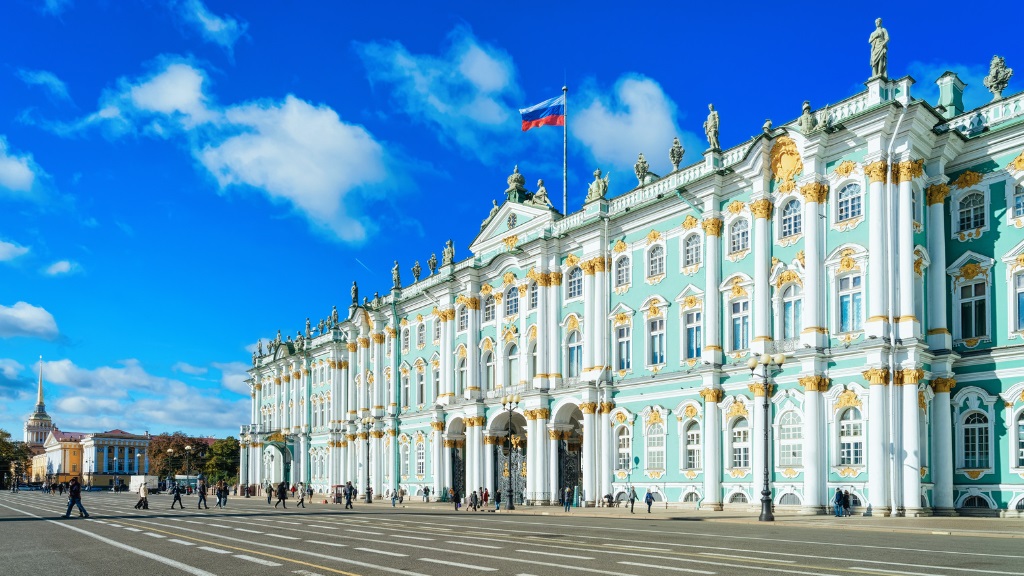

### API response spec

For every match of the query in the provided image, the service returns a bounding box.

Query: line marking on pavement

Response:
[278,521,301,524]
[278,534,301,540]
[348,530,383,535]
[144,532,167,538]
[235,528,262,533]
[306,524,336,529]
[307,540,347,547]
[701,552,794,563]
[293,571,327,576]
[516,549,594,560]
[108,523,124,527]
[620,545,669,551]
[390,534,433,541]
[619,562,716,575]
[169,539,196,546]
[447,540,501,549]
[236,554,283,567]
[850,568,941,576]
[123,527,142,532]
[355,547,406,557]
[205,524,230,528]
[199,546,233,554]
[419,558,497,571]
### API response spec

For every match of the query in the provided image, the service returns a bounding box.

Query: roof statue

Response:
[256,338,263,356]
[762,118,773,136]
[372,292,381,308]
[305,317,312,338]
[331,305,338,325]
[586,169,609,203]
[275,329,282,345]
[442,239,455,266]
[351,281,358,305]
[669,137,684,171]
[317,318,325,334]
[526,179,553,208]
[481,199,500,229]
[295,331,305,352]
[704,104,720,150]
[634,153,649,185]
[983,56,1013,101]
[427,253,438,275]
[412,260,422,282]
[869,18,889,79]
[504,165,530,203]
[392,260,401,289]
[798,101,818,133]
[252,349,258,366]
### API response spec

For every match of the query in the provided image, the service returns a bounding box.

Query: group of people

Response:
[833,488,855,517]
[266,480,315,509]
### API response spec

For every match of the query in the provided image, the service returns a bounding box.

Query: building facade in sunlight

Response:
[241,42,1024,516]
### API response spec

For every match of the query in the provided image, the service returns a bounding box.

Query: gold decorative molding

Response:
[729,277,748,299]
[926,183,950,205]
[838,467,862,478]
[898,368,924,386]
[646,229,663,245]
[748,383,773,397]
[681,295,702,309]
[862,368,890,386]
[864,160,888,183]
[465,416,486,427]
[613,312,631,326]
[502,271,517,286]
[580,402,599,415]
[775,269,802,289]
[837,248,859,273]
[952,170,983,189]
[548,271,562,286]
[834,389,862,412]
[750,198,774,220]
[833,160,857,178]
[770,136,803,192]
[799,181,829,204]
[565,253,581,268]
[566,315,580,332]
[503,235,519,250]
[799,375,830,392]
[371,332,385,344]
[599,401,616,414]
[955,262,987,283]
[682,214,699,230]
[931,377,956,394]
[1007,150,1024,172]
[528,325,537,341]
[962,469,984,480]
[357,337,370,349]
[781,468,799,479]
[726,200,746,215]
[726,401,748,419]
[892,159,924,183]
[612,239,628,253]
[702,218,723,237]
[430,421,445,432]
[918,391,927,414]
[699,388,724,404]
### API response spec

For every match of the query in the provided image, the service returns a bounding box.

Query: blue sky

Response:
[1,0,1020,439]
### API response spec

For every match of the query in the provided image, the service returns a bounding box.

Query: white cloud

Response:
[17,69,72,103]
[355,26,522,162]
[0,359,24,381]
[0,240,30,262]
[572,75,688,175]
[212,361,250,395]
[43,358,168,395]
[0,136,39,195]
[127,63,216,126]
[199,95,386,241]
[45,260,79,275]
[176,0,248,57]
[41,0,72,16]
[172,361,208,375]
[0,302,58,339]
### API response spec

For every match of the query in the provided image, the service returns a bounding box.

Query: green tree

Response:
[0,429,31,489]
[204,437,240,483]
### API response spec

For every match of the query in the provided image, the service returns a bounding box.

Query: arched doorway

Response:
[447,418,466,499]
[553,404,584,505]
[262,443,291,486]
[490,410,527,505]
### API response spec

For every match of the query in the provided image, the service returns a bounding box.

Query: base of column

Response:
[703,502,724,511]
[931,507,958,517]
[902,506,932,518]
[797,505,827,515]
[863,506,892,517]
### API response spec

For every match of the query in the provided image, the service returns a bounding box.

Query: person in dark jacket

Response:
[197,480,209,509]
[628,486,638,514]
[833,488,844,517]
[275,481,288,508]
[170,482,184,509]
[644,490,655,513]
[62,477,89,518]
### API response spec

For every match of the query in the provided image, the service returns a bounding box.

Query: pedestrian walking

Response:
[628,486,638,514]
[494,489,502,512]
[197,480,209,509]
[644,489,654,513]
[344,481,354,509]
[843,490,852,517]
[307,484,313,503]
[470,490,479,511]
[563,486,573,512]
[391,488,398,507]
[833,488,843,517]
[62,477,89,518]
[452,489,460,511]
[482,488,489,508]
[296,483,306,508]
[135,483,149,510]
[275,481,288,508]
[422,486,430,502]
[266,482,273,504]
[170,482,184,509]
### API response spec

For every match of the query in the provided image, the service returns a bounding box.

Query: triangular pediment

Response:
[470,200,559,256]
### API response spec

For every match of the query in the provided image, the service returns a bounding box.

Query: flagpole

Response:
[562,85,567,216]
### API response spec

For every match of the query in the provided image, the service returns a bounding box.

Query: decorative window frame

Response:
[675,287,704,366]
[824,383,868,473]
[774,193,804,247]
[481,296,496,324]
[674,399,703,475]
[951,188,989,241]
[773,393,805,472]
[1001,238,1024,340]
[640,405,668,478]
[999,385,1024,474]
[565,266,584,301]
[610,408,636,479]
[640,296,669,371]
[644,241,667,285]
[720,273,753,355]
[770,266,804,342]
[613,255,631,294]
[415,437,426,477]
[721,395,752,476]
[561,314,583,380]
[609,303,635,377]
[504,286,520,318]
[416,322,426,350]
[1006,173,1024,229]
[504,340,520,388]
[432,317,441,345]
[726,218,751,262]
[830,178,865,232]
[679,230,704,275]
[825,244,867,340]
[946,251,995,348]
[952,385,998,480]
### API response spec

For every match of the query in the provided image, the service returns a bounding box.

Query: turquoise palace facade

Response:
[240,55,1024,517]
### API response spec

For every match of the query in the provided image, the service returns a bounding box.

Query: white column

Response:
[801,376,825,513]
[901,369,924,515]
[702,217,723,364]
[583,270,596,371]
[441,438,452,494]
[359,338,370,412]
[800,183,825,347]
[581,404,597,506]
[439,314,450,400]
[372,432,383,497]
[535,412,550,503]
[599,403,613,500]
[751,198,772,353]
[896,171,917,339]
[444,308,456,399]
[535,271,549,388]
[346,345,357,421]
[299,434,309,484]
[524,416,537,502]
[483,435,495,497]
[593,258,608,375]
[930,378,955,513]
[468,295,481,397]
[372,335,385,412]
[432,424,443,498]
[865,160,889,338]
[926,183,952,350]
[865,368,890,515]
[701,384,723,510]
[547,275,562,385]
[548,427,560,504]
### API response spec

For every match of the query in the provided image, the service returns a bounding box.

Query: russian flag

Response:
[519,94,565,132]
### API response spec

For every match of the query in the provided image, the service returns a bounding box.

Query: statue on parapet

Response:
[442,239,455,266]
[869,18,889,79]
[392,261,401,289]
[305,317,312,338]
[427,253,438,275]
[634,153,649,185]
[481,199,500,229]
[351,281,358,305]
[257,338,263,357]
[527,179,553,208]
[412,260,422,282]
[983,55,1013,101]
[669,137,684,171]
[586,169,609,203]
[798,101,818,133]
[704,104,720,150]
[331,305,339,325]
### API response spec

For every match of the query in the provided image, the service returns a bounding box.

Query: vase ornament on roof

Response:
[505,165,529,203]
[669,137,684,171]
[983,55,1013,102]
[634,153,649,185]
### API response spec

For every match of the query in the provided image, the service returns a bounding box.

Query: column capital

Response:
[579,402,598,414]
[599,401,616,414]
[699,388,724,403]
[702,217,723,237]
[892,159,924,183]
[864,160,889,183]
[926,183,950,205]
[862,368,890,385]
[798,375,830,392]
[748,382,774,397]
[799,181,829,204]
[897,368,924,386]
[750,198,774,220]
[931,377,957,394]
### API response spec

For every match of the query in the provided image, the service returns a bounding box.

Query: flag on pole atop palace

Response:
[519,94,565,132]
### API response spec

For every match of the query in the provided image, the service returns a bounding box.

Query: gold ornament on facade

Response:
[726,200,746,215]
[566,315,580,332]
[681,295,701,310]
[699,388,724,403]
[599,401,615,414]
[612,239,628,253]
[729,277,748,298]
[565,253,581,268]
[862,368,890,385]
[493,292,503,304]
[775,269,803,289]
[547,271,562,285]
[647,303,662,318]
[893,159,924,183]
[837,248,859,273]
[782,468,798,479]
[918,391,928,414]
[926,183,950,205]
[502,271,517,286]
[956,262,986,282]
[864,160,888,183]
[952,170,983,189]
[799,181,829,203]
[682,215,699,230]
[833,160,858,178]
[371,333,385,344]
[799,375,830,392]
[834,389,862,412]
[503,235,519,250]
[683,404,698,419]
[282,374,291,383]
[750,198,774,220]
[518,284,528,296]
[503,327,517,344]
[527,325,537,341]
[838,467,862,478]
[770,136,803,192]
[748,383,773,397]
[614,412,628,424]
[1006,149,1024,172]
[357,337,369,349]
[730,469,750,478]
[900,368,924,385]
[726,401,748,419]
[645,229,663,245]
[580,402,599,415]
[702,218,723,237]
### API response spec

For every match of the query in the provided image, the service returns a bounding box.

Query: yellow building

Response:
[40,429,86,485]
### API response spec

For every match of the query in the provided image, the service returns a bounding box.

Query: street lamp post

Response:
[500,393,521,511]
[166,448,175,490]
[112,453,119,493]
[747,353,785,522]
[361,416,376,504]
[185,445,193,490]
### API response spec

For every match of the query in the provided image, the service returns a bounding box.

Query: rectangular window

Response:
[964,425,989,469]
[647,434,665,470]
[959,282,987,339]
[416,372,425,405]
[1016,274,1024,332]
[416,443,425,475]
[1015,185,1024,218]
[839,275,863,332]
[732,427,750,469]
[686,428,701,470]
[401,376,410,407]
[731,300,749,351]
[783,298,802,340]
[685,311,702,359]
[840,420,864,465]
[616,326,631,371]
[617,433,631,470]
[779,420,803,467]
[648,318,665,365]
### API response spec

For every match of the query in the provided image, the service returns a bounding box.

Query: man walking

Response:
[296,483,306,508]
[644,489,655,513]
[62,477,89,518]
[170,482,184,509]
[422,486,429,502]
[197,480,209,510]
[563,486,573,512]
[494,490,502,512]
[833,488,844,517]
[135,483,149,510]
[344,481,354,509]
[274,481,288,509]
[628,486,638,514]
[266,482,273,505]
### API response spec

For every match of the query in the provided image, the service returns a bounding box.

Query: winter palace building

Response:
[240,42,1024,516]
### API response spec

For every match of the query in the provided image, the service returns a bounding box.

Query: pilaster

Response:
[864,157,890,339]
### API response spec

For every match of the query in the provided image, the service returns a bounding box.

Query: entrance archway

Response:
[553,403,584,505]
[262,444,291,485]
[446,418,466,499]
[489,410,527,505]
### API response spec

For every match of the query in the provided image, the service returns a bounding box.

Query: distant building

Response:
[81,429,152,488]
[34,429,86,484]
[23,357,55,450]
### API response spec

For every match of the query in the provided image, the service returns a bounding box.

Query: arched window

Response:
[962,495,990,509]
[731,417,750,468]
[782,285,803,339]
[957,192,985,232]
[781,199,802,238]
[615,257,630,287]
[837,183,862,222]
[684,234,701,267]
[483,297,495,322]
[456,358,467,394]
[400,444,410,476]
[646,423,665,471]
[838,274,863,333]
[458,306,469,331]
[567,268,583,299]
[415,441,425,475]
[683,492,700,502]
[647,245,665,278]
[963,412,989,468]
[482,352,494,391]
[506,344,519,387]
[839,408,864,465]
[729,492,748,503]
[779,493,801,506]
[505,287,519,317]
[416,324,425,347]
[528,283,538,309]
[684,421,701,470]
[431,367,439,402]
[959,281,987,339]
[402,328,410,351]
[616,427,632,470]
[730,219,749,254]
[567,331,582,378]
[779,411,803,467]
